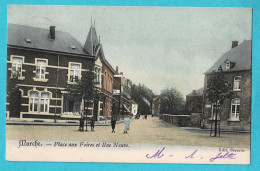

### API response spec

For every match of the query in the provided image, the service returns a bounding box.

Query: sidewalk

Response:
[6,119,125,126]
[180,126,250,133]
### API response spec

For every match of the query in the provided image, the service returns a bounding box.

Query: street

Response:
[6,116,250,148]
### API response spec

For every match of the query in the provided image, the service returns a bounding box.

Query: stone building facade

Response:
[186,88,203,113]
[202,40,251,131]
[6,23,95,122]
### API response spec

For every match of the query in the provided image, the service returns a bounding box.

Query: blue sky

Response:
[8,5,252,97]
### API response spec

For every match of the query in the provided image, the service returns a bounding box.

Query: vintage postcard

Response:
[6,5,251,164]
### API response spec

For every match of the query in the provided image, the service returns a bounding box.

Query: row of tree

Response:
[131,84,187,115]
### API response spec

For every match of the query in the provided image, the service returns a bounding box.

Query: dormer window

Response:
[26,38,31,43]
[71,45,76,49]
[226,61,230,70]
[225,60,236,70]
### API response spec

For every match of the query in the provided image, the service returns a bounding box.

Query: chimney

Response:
[116,66,119,74]
[192,90,196,95]
[120,72,123,75]
[231,41,238,48]
[50,26,56,39]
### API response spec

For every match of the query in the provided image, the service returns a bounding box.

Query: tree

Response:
[131,84,154,115]
[206,66,233,137]
[67,71,101,131]
[160,87,185,114]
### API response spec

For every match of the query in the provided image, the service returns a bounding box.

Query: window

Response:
[110,76,113,92]
[11,57,23,77]
[36,60,46,79]
[97,68,100,83]
[69,63,80,83]
[230,98,240,120]
[30,91,39,112]
[226,61,230,70]
[63,94,81,115]
[95,67,101,84]
[105,71,107,89]
[40,92,50,112]
[233,76,241,91]
[99,69,102,83]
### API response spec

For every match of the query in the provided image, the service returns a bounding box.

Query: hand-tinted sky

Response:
[8,5,252,97]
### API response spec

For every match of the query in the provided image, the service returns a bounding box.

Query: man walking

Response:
[111,117,116,133]
[90,116,95,131]
[79,117,84,132]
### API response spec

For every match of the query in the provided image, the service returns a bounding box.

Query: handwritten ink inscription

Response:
[146,147,239,162]
[16,140,244,163]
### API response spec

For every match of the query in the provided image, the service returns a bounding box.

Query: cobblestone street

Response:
[6,116,250,148]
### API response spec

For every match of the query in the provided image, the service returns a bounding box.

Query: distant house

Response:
[202,40,251,131]
[6,23,96,122]
[131,100,138,116]
[186,88,203,113]
[152,96,161,116]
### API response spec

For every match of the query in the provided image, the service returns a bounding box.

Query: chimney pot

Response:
[116,66,119,73]
[192,90,196,95]
[50,26,56,39]
[231,41,239,48]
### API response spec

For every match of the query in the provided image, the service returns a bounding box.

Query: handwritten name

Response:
[210,152,236,162]
[145,147,238,162]
[146,147,165,158]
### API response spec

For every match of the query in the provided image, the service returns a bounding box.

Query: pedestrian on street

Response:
[145,114,147,119]
[79,117,84,132]
[111,117,116,133]
[85,116,88,131]
[123,116,130,134]
[90,116,95,131]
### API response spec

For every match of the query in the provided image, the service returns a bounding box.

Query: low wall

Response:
[160,113,201,127]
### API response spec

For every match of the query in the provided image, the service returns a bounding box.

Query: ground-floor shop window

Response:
[63,94,82,115]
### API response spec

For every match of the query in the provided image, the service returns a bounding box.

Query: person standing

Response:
[123,116,130,134]
[79,117,84,132]
[90,116,95,131]
[111,117,116,133]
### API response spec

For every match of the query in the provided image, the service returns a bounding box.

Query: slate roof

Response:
[84,25,99,56]
[186,87,204,96]
[205,40,251,74]
[8,23,91,56]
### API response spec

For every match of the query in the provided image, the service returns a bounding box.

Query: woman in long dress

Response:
[123,116,130,134]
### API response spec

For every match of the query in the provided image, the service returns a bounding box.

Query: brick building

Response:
[186,88,203,113]
[6,23,96,122]
[85,24,115,121]
[112,67,132,119]
[202,40,251,131]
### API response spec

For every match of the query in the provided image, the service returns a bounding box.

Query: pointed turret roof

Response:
[84,24,100,56]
